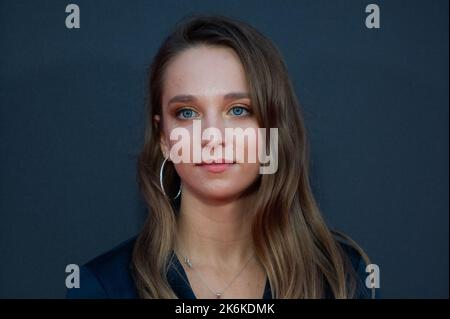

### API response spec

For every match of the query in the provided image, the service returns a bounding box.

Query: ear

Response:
[154,115,169,158]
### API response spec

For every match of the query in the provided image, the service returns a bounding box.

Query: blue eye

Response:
[229,106,250,117]
[176,108,199,120]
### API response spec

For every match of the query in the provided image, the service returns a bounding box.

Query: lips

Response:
[195,160,236,173]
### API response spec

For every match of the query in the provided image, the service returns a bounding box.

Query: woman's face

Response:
[157,45,261,202]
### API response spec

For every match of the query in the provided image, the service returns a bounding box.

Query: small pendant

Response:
[216,292,222,299]
[184,256,193,268]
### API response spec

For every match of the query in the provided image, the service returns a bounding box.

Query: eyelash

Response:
[175,105,252,120]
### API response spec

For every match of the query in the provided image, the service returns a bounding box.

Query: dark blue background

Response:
[0,0,448,298]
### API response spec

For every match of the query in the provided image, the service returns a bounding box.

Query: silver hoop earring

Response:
[159,157,182,200]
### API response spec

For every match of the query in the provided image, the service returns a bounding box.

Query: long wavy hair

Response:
[132,14,372,298]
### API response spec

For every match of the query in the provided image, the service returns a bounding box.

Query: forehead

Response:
[162,45,248,104]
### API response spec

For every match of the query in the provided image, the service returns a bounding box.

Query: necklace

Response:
[181,252,254,299]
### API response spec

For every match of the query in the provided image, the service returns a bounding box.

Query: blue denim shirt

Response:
[66,236,379,299]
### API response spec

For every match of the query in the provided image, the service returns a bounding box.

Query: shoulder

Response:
[332,231,380,299]
[66,236,138,299]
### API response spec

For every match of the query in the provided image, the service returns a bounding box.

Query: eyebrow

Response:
[167,92,250,104]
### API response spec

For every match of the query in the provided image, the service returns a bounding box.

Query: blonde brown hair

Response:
[132,14,373,298]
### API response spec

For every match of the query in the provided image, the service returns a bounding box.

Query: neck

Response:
[175,184,255,268]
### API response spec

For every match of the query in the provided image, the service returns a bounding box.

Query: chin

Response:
[198,187,244,202]
[187,181,250,202]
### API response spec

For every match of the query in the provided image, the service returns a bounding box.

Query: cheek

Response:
[165,125,195,162]
[237,162,260,183]
[234,124,261,164]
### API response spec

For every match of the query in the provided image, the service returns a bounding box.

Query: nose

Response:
[200,110,226,148]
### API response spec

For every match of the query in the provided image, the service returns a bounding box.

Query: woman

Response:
[67,14,377,299]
